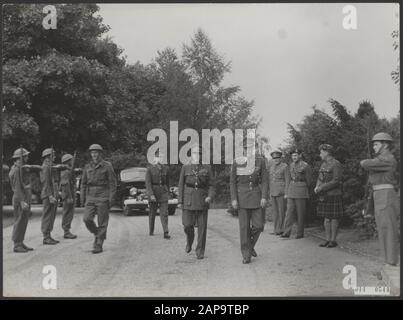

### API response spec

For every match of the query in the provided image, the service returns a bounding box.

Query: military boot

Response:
[43,236,59,245]
[64,231,77,239]
[14,244,28,253]
[92,238,103,254]
[22,243,34,251]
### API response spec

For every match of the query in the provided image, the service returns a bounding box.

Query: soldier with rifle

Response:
[360,132,399,266]
[40,147,62,245]
[59,152,78,239]
[8,147,40,252]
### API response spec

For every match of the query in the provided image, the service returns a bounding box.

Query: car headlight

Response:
[130,187,137,196]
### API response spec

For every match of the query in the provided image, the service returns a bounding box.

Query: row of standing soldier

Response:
[8,132,399,266]
[8,144,117,254]
[265,132,398,266]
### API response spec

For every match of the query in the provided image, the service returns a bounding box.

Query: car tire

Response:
[168,207,176,216]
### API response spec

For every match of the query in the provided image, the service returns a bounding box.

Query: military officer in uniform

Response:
[9,148,35,253]
[230,137,268,264]
[178,144,215,259]
[360,132,399,266]
[81,144,117,254]
[268,150,290,236]
[40,148,60,245]
[60,154,77,239]
[314,144,343,248]
[281,148,312,239]
[145,150,171,239]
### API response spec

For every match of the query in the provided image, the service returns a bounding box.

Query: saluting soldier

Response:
[9,148,35,253]
[281,148,312,239]
[268,150,290,236]
[60,154,77,239]
[178,144,215,260]
[145,150,171,239]
[81,144,117,254]
[360,132,399,266]
[40,148,60,245]
[230,137,268,264]
[314,144,343,248]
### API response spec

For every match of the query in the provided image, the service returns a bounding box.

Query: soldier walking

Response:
[268,150,290,236]
[178,144,215,259]
[281,148,312,239]
[81,144,117,254]
[40,148,60,245]
[145,151,171,239]
[60,154,77,239]
[314,144,343,248]
[360,133,399,266]
[230,137,268,264]
[9,148,34,253]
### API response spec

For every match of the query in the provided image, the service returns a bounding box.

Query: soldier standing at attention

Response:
[9,148,35,253]
[178,144,215,260]
[40,148,60,245]
[145,150,171,239]
[314,144,343,248]
[360,133,399,266]
[281,149,312,239]
[230,137,268,264]
[60,154,77,239]
[268,150,290,236]
[81,144,117,254]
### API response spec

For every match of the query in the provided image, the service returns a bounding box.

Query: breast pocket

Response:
[198,172,209,186]
[185,173,195,185]
[86,168,95,182]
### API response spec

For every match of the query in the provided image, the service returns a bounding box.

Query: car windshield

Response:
[120,168,147,182]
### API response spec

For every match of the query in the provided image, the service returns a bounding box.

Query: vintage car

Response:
[117,167,178,216]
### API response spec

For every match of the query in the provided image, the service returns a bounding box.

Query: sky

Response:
[98,3,399,149]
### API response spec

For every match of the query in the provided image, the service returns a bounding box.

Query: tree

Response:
[2,4,129,160]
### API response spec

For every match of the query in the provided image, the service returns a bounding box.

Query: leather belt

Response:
[373,184,394,191]
[186,183,206,189]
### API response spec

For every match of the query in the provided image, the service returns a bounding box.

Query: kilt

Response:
[316,195,343,219]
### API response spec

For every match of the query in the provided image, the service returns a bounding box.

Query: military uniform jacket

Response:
[145,164,169,202]
[315,157,343,196]
[40,161,59,200]
[230,156,268,209]
[60,168,75,201]
[360,150,397,187]
[81,160,117,203]
[9,164,31,203]
[178,163,215,211]
[286,160,312,199]
[268,162,290,197]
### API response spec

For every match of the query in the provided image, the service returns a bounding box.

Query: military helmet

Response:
[12,148,30,159]
[371,132,393,142]
[270,150,282,159]
[61,154,73,163]
[89,144,103,152]
[289,148,302,155]
[319,144,334,153]
[41,148,55,158]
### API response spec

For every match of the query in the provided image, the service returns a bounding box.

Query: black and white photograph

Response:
[1,2,401,301]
